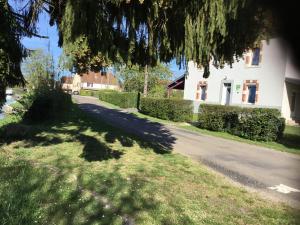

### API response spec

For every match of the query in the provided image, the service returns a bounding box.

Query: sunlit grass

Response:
[0,104,299,225]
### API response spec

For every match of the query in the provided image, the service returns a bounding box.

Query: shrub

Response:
[23,89,72,122]
[80,89,116,97]
[98,92,139,108]
[140,97,193,122]
[198,104,285,141]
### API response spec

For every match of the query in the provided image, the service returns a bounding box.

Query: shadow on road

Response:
[76,102,177,153]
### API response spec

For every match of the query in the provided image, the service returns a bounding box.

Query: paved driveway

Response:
[74,95,300,208]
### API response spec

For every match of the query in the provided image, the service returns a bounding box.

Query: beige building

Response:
[61,74,81,94]
[61,71,120,94]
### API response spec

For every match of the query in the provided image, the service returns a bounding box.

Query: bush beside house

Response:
[198,104,285,141]
[98,92,139,108]
[140,97,193,122]
[80,89,116,97]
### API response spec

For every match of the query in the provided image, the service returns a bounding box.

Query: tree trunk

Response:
[143,65,149,97]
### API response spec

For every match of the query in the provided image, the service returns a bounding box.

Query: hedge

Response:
[80,89,116,97]
[140,97,193,122]
[198,104,285,141]
[98,92,139,108]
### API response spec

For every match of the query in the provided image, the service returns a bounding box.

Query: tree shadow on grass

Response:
[0,103,177,161]
[77,103,177,154]
[0,103,179,223]
[0,155,166,225]
[278,133,300,151]
[77,134,123,162]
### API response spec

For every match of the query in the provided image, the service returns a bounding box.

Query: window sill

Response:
[245,65,261,68]
[243,102,256,105]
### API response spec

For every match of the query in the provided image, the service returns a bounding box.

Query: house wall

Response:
[184,38,288,111]
[285,54,300,80]
[62,83,72,91]
[72,74,81,92]
[81,83,119,90]
[281,81,300,124]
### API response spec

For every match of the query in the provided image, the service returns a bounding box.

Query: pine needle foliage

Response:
[48,0,271,76]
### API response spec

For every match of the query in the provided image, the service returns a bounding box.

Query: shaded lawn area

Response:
[0,105,299,225]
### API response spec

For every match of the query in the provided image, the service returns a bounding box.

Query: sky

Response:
[18,7,185,79]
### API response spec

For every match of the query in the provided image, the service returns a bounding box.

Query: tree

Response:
[0,0,48,106]
[5,0,299,106]
[0,0,25,106]
[61,36,111,73]
[22,49,55,91]
[47,0,272,78]
[117,63,172,97]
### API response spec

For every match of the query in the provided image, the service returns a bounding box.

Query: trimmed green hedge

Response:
[140,97,193,122]
[98,92,139,108]
[80,89,116,97]
[198,104,285,141]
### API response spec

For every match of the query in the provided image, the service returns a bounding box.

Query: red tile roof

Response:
[61,76,73,84]
[80,71,118,85]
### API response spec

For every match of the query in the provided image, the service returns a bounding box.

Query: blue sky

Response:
[19,9,185,79]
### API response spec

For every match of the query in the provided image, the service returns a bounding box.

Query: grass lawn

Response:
[0,104,299,225]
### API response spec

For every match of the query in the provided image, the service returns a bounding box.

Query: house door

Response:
[221,83,232,105]
[291,92,300,120]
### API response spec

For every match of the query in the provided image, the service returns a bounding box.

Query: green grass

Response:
[0,104,299,225]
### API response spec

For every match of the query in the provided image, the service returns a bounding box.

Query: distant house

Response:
[80,71,120,90]
[168,38,300,125]
[61,74,81,94]
[61,71,120,94]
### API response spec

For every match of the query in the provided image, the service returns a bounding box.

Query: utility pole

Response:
[143,65,148,97]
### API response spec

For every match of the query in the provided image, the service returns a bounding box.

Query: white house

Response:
[61,71,120,94]
[61,74,81,94]
[168,38,300,124]
[80,71,120,90]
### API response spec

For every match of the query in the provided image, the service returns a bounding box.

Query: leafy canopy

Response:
[22,49,55,91]
[0,0,47,106]
[117,63,172,95]
[48,0,271,76]
[0,0,25,106]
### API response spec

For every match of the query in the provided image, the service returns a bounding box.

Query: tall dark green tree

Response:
[0,0,46,106]
[3,0,290,104]
[48,0,272,77]
[0,0,25,106]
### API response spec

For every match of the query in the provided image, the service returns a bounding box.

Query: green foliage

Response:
[117,63,172,94]
[140,97,193,122]
[99,92,139,108]
[49,0,271,76]
[80,89,117,97]
[24,89,72,122]
[169,90,184,99]
[62,36,111,73]
[148,84,167,98]
[198,104,285,141]
[0,0,26,106]
[10,86,72,123]
[22,49,55,91]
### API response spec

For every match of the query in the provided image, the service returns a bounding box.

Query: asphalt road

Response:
[74,95,300,208]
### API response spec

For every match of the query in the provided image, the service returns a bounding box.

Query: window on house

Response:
[200,86,207,101]
[247,85,257,104]
[251,48,261,66]
[291,92,296,112]
[87,83,93,87]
